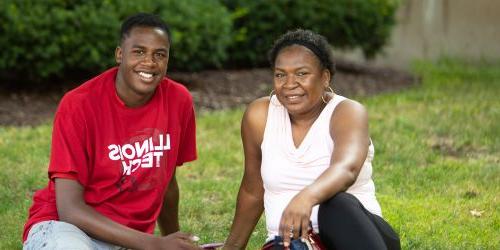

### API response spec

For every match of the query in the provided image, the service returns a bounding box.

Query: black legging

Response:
[318,192,401,250]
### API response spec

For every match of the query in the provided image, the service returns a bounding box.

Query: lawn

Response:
[0,60,498,249]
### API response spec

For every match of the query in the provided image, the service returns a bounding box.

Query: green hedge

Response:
[0,0,398,85]
[0,0,232,85]
[222,0,399,67]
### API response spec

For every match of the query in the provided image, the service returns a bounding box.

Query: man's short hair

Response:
[119,13,171,45]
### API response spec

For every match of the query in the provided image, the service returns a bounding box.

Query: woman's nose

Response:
[284,74,297,88]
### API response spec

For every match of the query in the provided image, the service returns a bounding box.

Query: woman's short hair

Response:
[268,29,335,79]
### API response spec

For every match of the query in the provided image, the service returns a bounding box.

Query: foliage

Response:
[222,0,399,67]
[1,61,498,249]
[0,0,399,85]
[0,0,232,85]
[154,0,232,71]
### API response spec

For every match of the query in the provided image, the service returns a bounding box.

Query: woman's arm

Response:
[56,178,200,250]
[224,98,269,250]
[279,99,370,245]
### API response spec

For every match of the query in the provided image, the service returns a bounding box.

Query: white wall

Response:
[336,0,500,68]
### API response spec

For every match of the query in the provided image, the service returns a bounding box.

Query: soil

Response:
[0,59,418,126]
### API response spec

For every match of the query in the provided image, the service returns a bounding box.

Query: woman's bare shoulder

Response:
[330,98,369,136]
[242,97,270,138]
[334,98,367,118]
[244,97,270,122]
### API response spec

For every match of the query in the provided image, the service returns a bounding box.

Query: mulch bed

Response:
[0,59,418,126]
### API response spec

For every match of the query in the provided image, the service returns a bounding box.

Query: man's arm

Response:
[56,178,199,250]
[157,173,180,235]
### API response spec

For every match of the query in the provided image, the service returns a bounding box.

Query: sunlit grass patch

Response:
[1,60,498,249]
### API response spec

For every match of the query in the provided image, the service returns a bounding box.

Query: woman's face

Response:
[273,45,330,116]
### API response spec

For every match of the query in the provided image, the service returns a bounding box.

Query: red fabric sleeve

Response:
[51,172,78,180]
[48,106,89,186]
[176,104,197,166]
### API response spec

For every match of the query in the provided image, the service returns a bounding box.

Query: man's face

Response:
[115,26,170,106]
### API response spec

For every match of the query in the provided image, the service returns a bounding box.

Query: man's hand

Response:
[146,231,201,250]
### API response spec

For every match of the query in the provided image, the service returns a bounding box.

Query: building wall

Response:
[336,0,500,68]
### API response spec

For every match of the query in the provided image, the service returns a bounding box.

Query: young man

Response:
[23,13,200,250]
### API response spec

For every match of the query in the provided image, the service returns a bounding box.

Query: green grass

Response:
[1,60,499,249]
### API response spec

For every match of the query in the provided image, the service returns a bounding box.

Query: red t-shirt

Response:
[23,67,197,241]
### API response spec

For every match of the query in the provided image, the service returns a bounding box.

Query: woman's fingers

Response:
[280,212,310,247]
[300,216,310,239]
[280,193,315,247]
[279,216,290,245]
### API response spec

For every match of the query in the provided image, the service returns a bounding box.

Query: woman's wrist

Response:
[299,187,321,206]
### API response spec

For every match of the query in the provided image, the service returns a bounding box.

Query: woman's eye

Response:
[275,73,285,78]
[297,72,307,76]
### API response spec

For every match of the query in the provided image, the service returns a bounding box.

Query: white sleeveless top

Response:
[261,95,382,239]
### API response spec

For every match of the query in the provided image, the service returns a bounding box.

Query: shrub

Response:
[156,0,232,71]
[222,0,399,67]
[0,0,232,86]
[294,0,399,58]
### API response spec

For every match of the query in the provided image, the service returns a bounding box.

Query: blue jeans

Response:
[23,220,126,250]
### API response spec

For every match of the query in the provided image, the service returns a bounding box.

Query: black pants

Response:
[318,192,401,250]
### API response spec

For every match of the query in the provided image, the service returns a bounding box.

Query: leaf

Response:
[469,209,484,217]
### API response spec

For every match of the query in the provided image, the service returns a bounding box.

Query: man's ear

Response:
[115,46,122,65]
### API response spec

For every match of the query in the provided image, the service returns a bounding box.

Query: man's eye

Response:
[275,73,284,78]
[155,53,166,59]
[133,50,144,55]
[297,72,308,76]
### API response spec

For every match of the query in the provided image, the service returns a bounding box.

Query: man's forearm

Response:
[56,178,156,249]
[64,202,156,249]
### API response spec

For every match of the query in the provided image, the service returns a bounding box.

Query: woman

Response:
[224,29,400,249]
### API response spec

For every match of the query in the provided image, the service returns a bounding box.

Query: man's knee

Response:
[24,220,94,250]
[53,221,94,249]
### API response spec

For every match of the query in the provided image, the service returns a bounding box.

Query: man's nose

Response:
[141,53,155,65]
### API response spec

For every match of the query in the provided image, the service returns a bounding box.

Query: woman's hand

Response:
[279,191,316,248]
